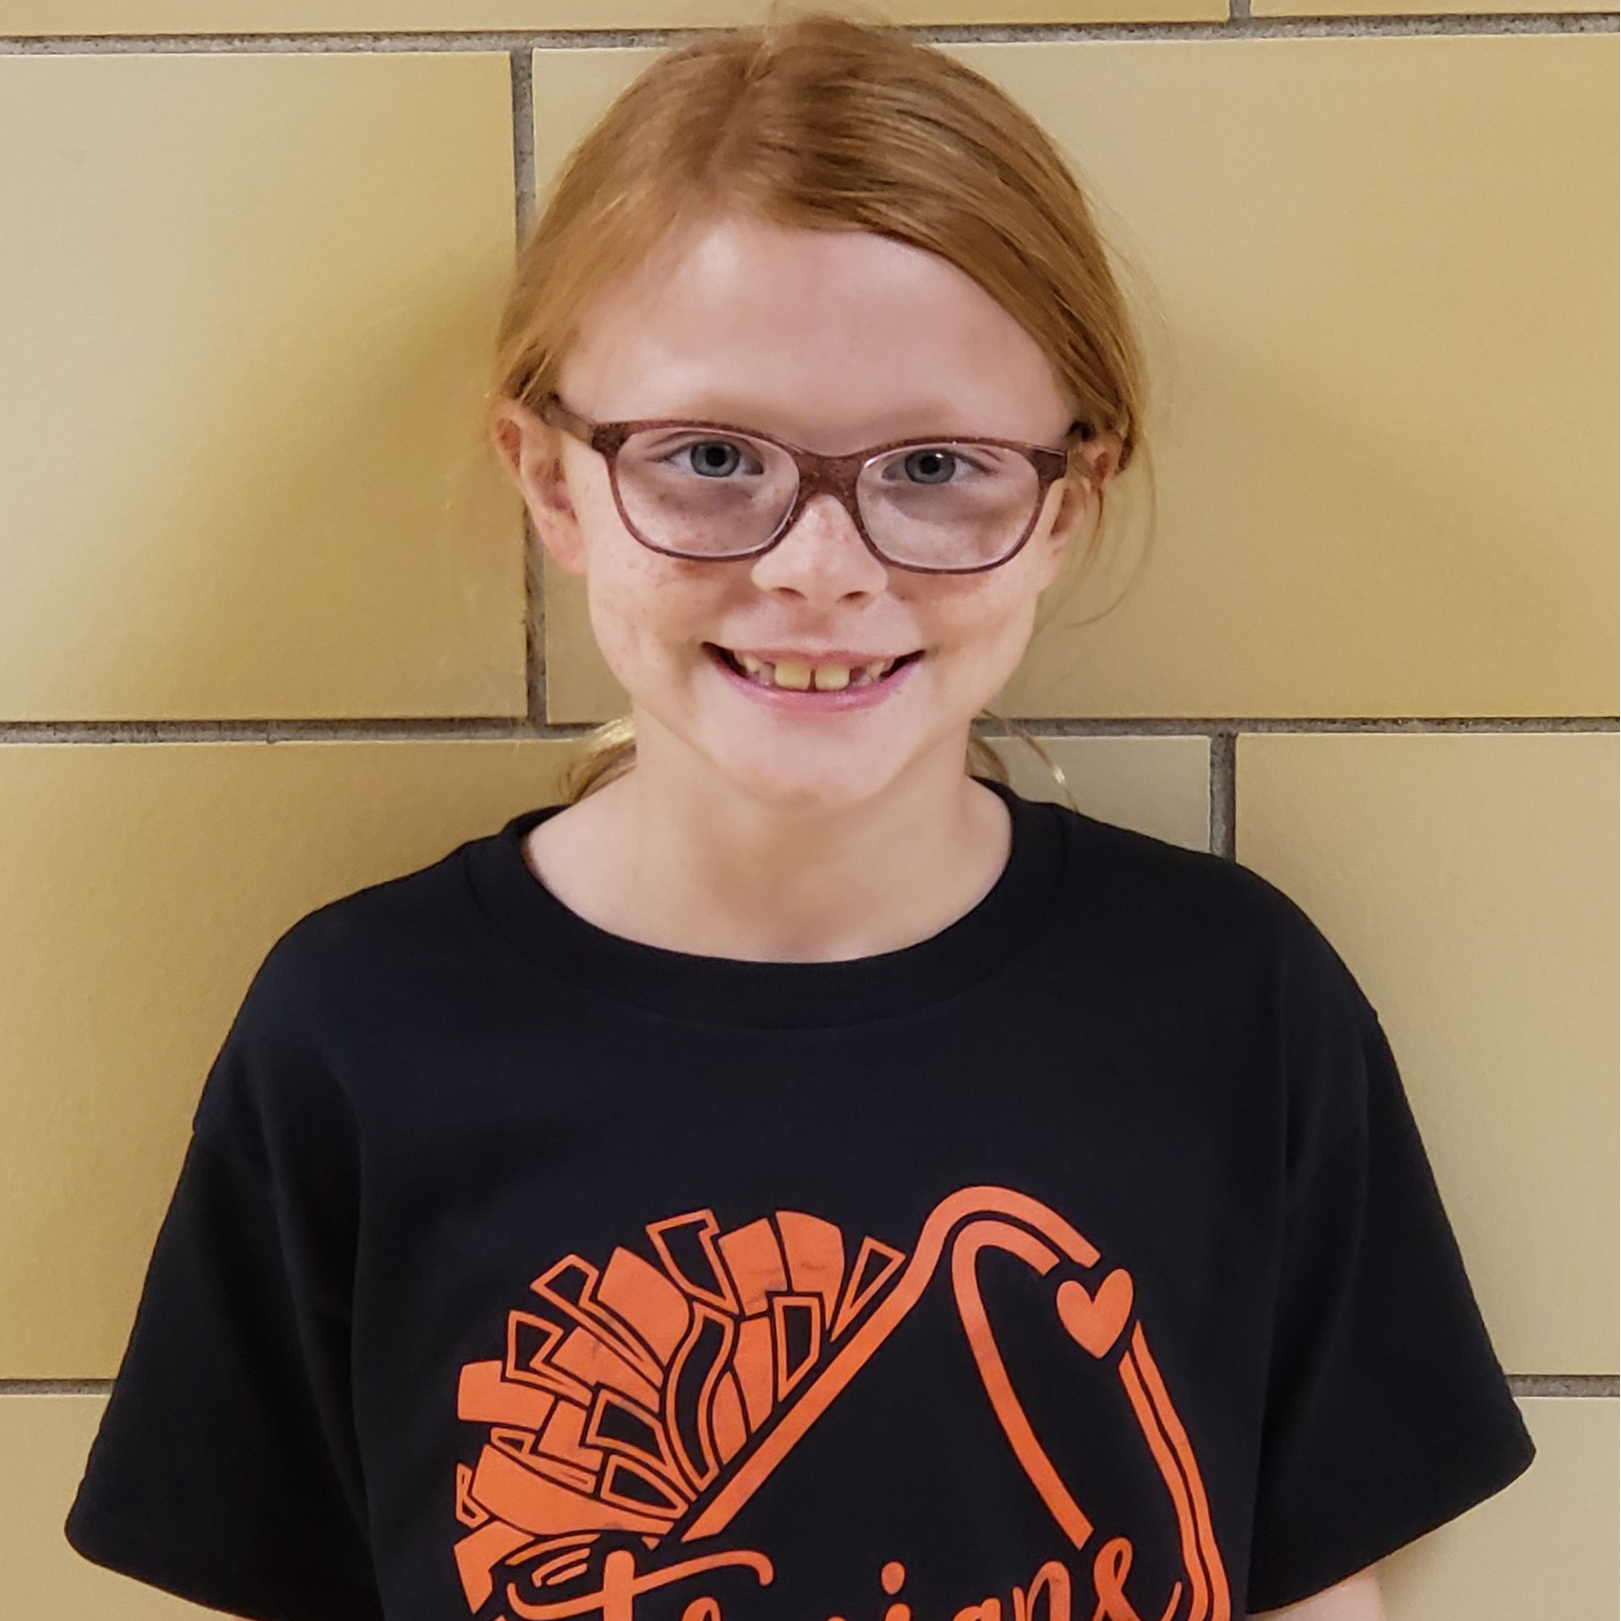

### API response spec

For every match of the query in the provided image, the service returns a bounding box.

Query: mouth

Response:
[703,643,925,693]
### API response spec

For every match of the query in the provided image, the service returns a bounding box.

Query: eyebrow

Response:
[642,406,1016,447]
[647,393,984,435]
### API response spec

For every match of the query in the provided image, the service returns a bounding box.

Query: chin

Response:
[711,747,916,813]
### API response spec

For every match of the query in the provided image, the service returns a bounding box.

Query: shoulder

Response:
[1049,807,1395,1179]
[1050,803,1376,1031]
[248,821,502,1013]
[191,823,504,1140]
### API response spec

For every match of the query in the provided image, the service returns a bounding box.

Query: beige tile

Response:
[0,740,579,1375]
[1235,733,1619,1376]
[1,1393,218,1616]
[1378,1397,1619,1620]
[529,37,1616,721]
[984,734,1211,851]
[0,52,525,721]
[955,37,1618,719]
[0,0,1223,33]
[530,46,659,726]
[543,550,627,723]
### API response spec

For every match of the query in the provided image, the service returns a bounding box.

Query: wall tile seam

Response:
[1509,1375,1621,1395]
[3,1374,1615,1393]
[505,47,548,732]
[1210,730,1236,858]
[0,717,1616,743]
[993,716,1621,732]
[0,15,1616,52]
[510,50,535,275]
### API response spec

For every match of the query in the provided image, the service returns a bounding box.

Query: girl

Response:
[65,13,1533,1621]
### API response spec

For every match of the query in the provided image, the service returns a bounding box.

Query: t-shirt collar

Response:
[463,774,1070,1029]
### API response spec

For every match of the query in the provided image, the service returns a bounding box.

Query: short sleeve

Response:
[1245,946,1536,1613]
[63,932,384,1621]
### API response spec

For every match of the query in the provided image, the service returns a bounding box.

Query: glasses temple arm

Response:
[536,391,596,445]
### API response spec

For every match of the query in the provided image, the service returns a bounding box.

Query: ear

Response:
[490,398,588,578]
[1072,430,1124,494]
[1038,430,1123,584]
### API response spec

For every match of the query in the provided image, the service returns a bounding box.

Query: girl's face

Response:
[498,211,1118,814]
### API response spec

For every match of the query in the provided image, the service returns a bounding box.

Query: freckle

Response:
[881,1562,906,1595]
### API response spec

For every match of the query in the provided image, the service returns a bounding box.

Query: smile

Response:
[700,641,927,713]
[706,644,924,692]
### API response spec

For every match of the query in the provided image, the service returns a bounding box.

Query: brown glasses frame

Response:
[538,392,1094,576]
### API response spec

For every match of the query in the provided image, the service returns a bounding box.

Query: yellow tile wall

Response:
[1235,732,1620,1376]
[0,50,525,722]
[988,735,1213,852]
[1379,1397,1620,1619]
[0,740,575,1375]
[2,9,1613,1620]
[0,1,1225,32]
[537,36,1618,723]
[961,35,1617,720]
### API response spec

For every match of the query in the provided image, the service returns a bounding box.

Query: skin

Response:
[1254,1566,1387,1620]
[488,210,1385,1620]
[493,209,1122,963]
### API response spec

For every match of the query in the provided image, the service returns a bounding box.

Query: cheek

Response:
[924,575,1043,660]
[572,480,657,636]
[583,547,715,675]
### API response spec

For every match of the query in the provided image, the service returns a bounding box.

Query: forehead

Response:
[558,213,1069,451]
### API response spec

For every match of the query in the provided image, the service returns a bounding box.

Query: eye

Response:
[900,447,959,486]
[663,438,763,479]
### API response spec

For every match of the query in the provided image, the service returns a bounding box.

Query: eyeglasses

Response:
[538,393,1096,575]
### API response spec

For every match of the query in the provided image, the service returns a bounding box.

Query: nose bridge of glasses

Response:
[765,447,878,554]
[793,447,872,517]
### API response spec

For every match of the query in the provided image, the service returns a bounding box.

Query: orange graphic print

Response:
[453,1187,1230,1621]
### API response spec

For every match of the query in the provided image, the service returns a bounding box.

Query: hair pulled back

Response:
[487,8,1152,805]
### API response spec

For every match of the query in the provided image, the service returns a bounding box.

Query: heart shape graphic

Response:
[1056,1268,1134,1360]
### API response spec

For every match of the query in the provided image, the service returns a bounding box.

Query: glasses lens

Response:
[612,428,1045,570]
[858,444,1042,570]
[614,427,797,557]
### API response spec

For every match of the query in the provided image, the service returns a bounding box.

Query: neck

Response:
[537,741,1011,964]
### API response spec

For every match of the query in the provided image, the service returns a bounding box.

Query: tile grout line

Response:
[508,47,547,732]
[0,16,1616,52]
[913,10,1615,37]
[0,1380,117,1394]
[1509,1374,1621,1397]
[0,717,1613,745]
[523,522,546,727]
[510,46,535,246]
[1210,731,1237,857]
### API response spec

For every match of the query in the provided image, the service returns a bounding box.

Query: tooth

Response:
[736,650,763,674]
[812,664,851,691]
[772,660,812,691]
[865,660,891,680]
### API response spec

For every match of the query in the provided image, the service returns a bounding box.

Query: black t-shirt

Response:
[65,775,1534,1621]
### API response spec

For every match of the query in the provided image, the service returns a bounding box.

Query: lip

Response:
[719,646,922,667]
[704,642,922,711]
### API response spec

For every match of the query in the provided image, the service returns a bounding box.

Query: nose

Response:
[746,491,890,603]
